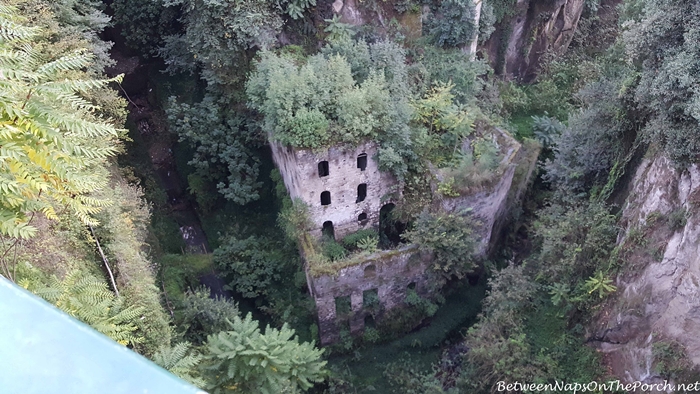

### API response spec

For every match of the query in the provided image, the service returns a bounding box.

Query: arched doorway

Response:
[322,221,335,240]
[379,203,406,249]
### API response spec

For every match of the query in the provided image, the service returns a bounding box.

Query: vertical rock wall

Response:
[593,155,700,384]
[481,0,585,81]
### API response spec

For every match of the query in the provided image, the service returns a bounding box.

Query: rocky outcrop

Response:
[592,155,700,384]
[481,0,585,81]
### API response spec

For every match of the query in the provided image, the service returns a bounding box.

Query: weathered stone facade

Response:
[437,127,524,255]
[270,129,539,345]
[307,245,433,345]
[269,140,399,240]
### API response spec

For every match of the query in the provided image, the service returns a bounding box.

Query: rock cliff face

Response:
[593,154,700,384]
[480,0,585,81]
[328,0,588,81]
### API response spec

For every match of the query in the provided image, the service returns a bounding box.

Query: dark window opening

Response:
[363,288,379,308]
[364,264,376,278]
[364,314,375,328]
[379,203,407,249]
[357,153,367,171]
[321,191,331,206]
[318,161,329,177]
[335,295,351,317]
[322,221,335,240]
[408,282,416,290]
[356,183,367,203]
[358,212,368,225]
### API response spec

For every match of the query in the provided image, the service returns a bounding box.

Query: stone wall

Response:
[307,245,432,345]
[437,127,523,255]
[295,130,540,345]
[269,139,399,240]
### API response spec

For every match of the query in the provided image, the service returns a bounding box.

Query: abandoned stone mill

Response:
[270,126,539,345]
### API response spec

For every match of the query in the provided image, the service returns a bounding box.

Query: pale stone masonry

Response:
[269,140,399,240]
[269,130,540,345]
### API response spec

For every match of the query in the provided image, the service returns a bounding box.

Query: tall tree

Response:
[624,0,700,165]
[202,313,327,394]
[0,4,123,238]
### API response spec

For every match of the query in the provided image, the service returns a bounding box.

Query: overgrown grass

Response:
[159,253,214,302]
[525,299,604,383]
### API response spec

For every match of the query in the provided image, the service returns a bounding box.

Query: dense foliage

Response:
[167,97,262,205]
[202,313,327,394]
[247,43,407,151]
[427,0,477,48]
[15,0,700,391]
[213,235,287,298]
[0,5,121,238]
[624,0,700,166]
[405,211,478,279]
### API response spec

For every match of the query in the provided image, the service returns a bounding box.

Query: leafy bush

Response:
[413,46,490,104]
[160,253,214,301]
[531,115,565,147]
[653,339,694,380]
[111,0,178,54]
[405,288,439,317]
[667,208,688,231]
[28,271,144,347]
[410,83,475,166]
[177,287,240,345]
[463,265,541,391]
[341,229,379,250]
[322,239,347,262]
[214,235,287,298]
[544,77,627,193]
[152,342,205,387]
[159,0,284,89]
[167,96,262,205]
[384,356,444,394]
[428,0,477,48]
[499,81,531,117]
[278,198,314,241]
[247,50,395,149]
[202,313,327,393]
[532,200,618,309]
[394,0,420,14]
[478,0,497,43]
[442,136,503,194]
[404,211,478,279]
[623,0,700,166]
[363,327,381,343]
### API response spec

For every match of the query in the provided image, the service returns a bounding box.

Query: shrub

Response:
[214,235,287,299]
[428,0,477,48]
[667,208,688,231]
[653,339,694,380]
[322,239,348,262]
[405,211,478,279]
[177,288,240,345]
[341,229,379,250]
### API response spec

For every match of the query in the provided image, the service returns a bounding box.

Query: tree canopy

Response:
[0,5,123,238]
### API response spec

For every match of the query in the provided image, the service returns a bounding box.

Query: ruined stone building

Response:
[270,130,540,345]
[270,140,399,240]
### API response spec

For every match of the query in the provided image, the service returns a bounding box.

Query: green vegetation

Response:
[8,0,700,391]
[246,42,407,151]
[214,235,288,298]
[0,5,121,239]
[427,0,477,48]
[202,313,327,394]
[405,211,478,280]
[24,270,144,346]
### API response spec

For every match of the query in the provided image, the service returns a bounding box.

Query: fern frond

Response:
[31,271,145,346]
[36,50,93,79]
